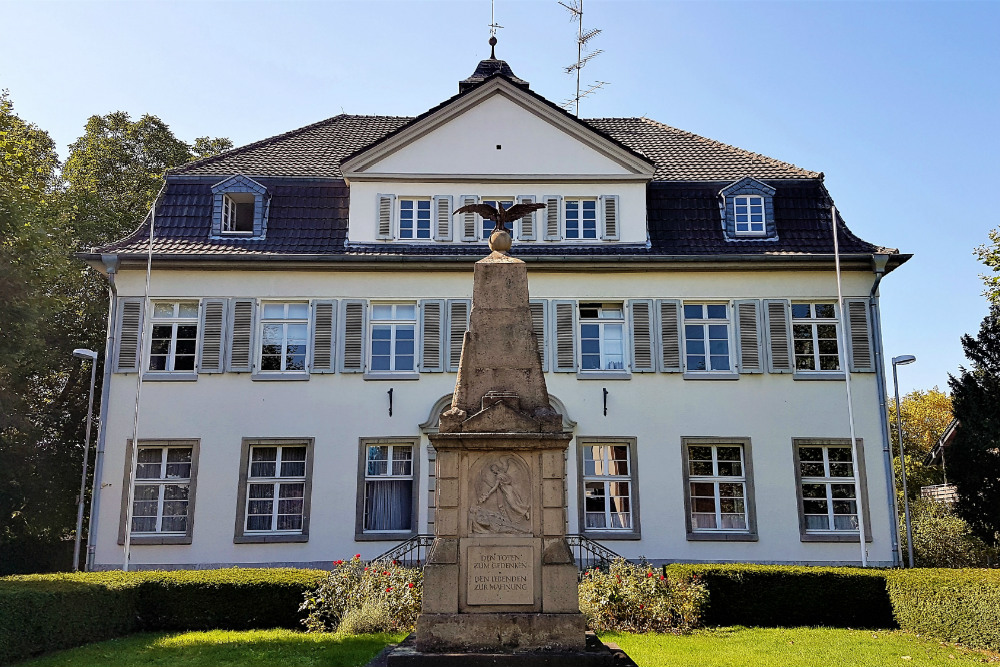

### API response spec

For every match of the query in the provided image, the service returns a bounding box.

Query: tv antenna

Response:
[558,0,607,115]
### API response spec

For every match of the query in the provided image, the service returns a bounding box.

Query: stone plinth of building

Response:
[415,244,585,655]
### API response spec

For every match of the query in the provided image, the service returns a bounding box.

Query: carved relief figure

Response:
[469,453,531,534]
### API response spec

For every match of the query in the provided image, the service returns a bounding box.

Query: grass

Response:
[13,629,407,667]
[13,627,999,667]
[602,627,1000,666]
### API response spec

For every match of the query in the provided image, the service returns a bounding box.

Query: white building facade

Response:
[80,59,908,570]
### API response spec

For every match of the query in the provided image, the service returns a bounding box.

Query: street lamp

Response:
[892,354,917,568]
[72,348,98,571]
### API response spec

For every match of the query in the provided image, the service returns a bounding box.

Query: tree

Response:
[906,497,996,568]
[975,228,1000,305]
[888,387,952,502]
[948,304,1000,547]
[190,136,234,161]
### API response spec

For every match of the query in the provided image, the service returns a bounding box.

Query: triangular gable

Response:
[341,76,655,181]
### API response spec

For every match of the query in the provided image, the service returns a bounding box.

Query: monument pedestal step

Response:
[377,632,637,667]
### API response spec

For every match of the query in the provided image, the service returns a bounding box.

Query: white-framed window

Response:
[131,444,192,534]
[733,195,765,235]
[683,303,732,372]
[259,302,309,372]
[579,303,626,371]
[362,443,414,533]
[687,444,748,531]
[565,198,598,239]
[245,444,308,533]
[582,443,633,531]
[792,302,840,371]
[369,303,416,372]
[481,198,514,239]
[148,301,199,372]
[221,192,255,233]
[399,198,432,240]
[797,443,859,532]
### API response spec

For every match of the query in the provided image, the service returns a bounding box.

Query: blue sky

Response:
[3,0,998,395]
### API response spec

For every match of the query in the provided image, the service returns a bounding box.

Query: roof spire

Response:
[489,35,497,59]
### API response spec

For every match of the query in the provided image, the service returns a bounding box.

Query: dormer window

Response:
[720,177,777,241]
[734,195,765,235]
[211,175,269,239]
[222,193,256,233]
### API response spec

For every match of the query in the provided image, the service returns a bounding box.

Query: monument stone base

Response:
[415,612,586,653]
[381,631,637,667]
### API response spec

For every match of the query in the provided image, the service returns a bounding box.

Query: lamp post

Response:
[72,348,98,571]
[892,354,917,568]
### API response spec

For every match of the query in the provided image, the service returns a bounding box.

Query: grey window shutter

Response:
[433,195,453,241]
[114,297,145,373]
[601,195,620,241]
[340,300,366,373]
[764,299,793,373]
[529,299,548,371]
[846,298,875,372]
[420,299,445,372]
[446,299,471,371]
[543,196,562,241]
[197,298,227,374]
[226,298,256,373]
[552,300,577,372]
[377,193,395,240]
[656,299,682,373]
[459,195,479,241]
[629,299,654,372]
[735,299,763,374]
[310,299,337,373]
[517,195,537,241]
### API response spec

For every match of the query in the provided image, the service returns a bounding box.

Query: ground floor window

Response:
[234,439,314,543]
[793,438,870,542]
[119,439,199,545]
[681,438,757,541]
[576,437,640,539]
[356,438,420,540]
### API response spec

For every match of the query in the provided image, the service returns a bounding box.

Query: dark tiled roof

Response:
[96,178,894,259]
[460,59,529,92]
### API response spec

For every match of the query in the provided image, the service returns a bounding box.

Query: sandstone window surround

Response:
[681,437,758,542]
[792,438,872,543]
[575,437,641,540]
[354,437,420,541]
[118,439,199,546]
[234,438,314,544]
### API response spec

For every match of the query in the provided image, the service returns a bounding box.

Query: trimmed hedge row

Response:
[663,564,895,629]
[0,568,327,665]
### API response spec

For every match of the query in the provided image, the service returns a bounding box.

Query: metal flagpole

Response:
[832,204,868,567]
[123,184,164,571]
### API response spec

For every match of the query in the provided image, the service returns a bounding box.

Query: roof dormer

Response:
[719,177,777,241]
[210,175,270,239]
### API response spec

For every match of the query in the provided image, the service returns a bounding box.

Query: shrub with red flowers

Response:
[578,558,706,633]
[300,555,422,634]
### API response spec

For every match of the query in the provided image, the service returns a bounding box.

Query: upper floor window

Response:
[792,303,839,371]
[683,303,731,372]
[211,175,269,238]
[565,199,598,239]
[719,177,776,240]
[481,199,514,239]
[148,301,199,372]
[733,195,765,235]
[259,302,309,372]
[579,303,625,371]
[370,303,416,372]
[399,199,432,240]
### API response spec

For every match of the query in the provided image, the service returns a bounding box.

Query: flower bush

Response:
[300,555,422,633]
[578,559,707,633]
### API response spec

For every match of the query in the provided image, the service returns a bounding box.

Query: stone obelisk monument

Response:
[416,226,583,653]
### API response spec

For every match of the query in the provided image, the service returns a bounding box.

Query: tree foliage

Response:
[0,97,231,573]
[948,304,1000,547]
[975,228,1000,305]
[905,498,996,568]
[887,387,952,502]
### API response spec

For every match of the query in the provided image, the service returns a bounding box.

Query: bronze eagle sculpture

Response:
[454,201,547,235]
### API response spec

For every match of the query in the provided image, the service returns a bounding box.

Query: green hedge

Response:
[664,564,896,629]
[886,568,1000,652]
[0,568,327,665]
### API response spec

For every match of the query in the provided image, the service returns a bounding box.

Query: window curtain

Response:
[365,480,412,531]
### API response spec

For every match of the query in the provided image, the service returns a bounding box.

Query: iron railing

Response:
[372,534,435,568]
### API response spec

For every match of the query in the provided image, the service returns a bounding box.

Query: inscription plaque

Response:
[467,545,534,605]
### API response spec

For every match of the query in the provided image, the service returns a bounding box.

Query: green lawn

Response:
[603,627,999,666]
[14,627,998,667]
[14,629,407,667]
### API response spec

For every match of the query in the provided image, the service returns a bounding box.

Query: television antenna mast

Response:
[558,0,607,115]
